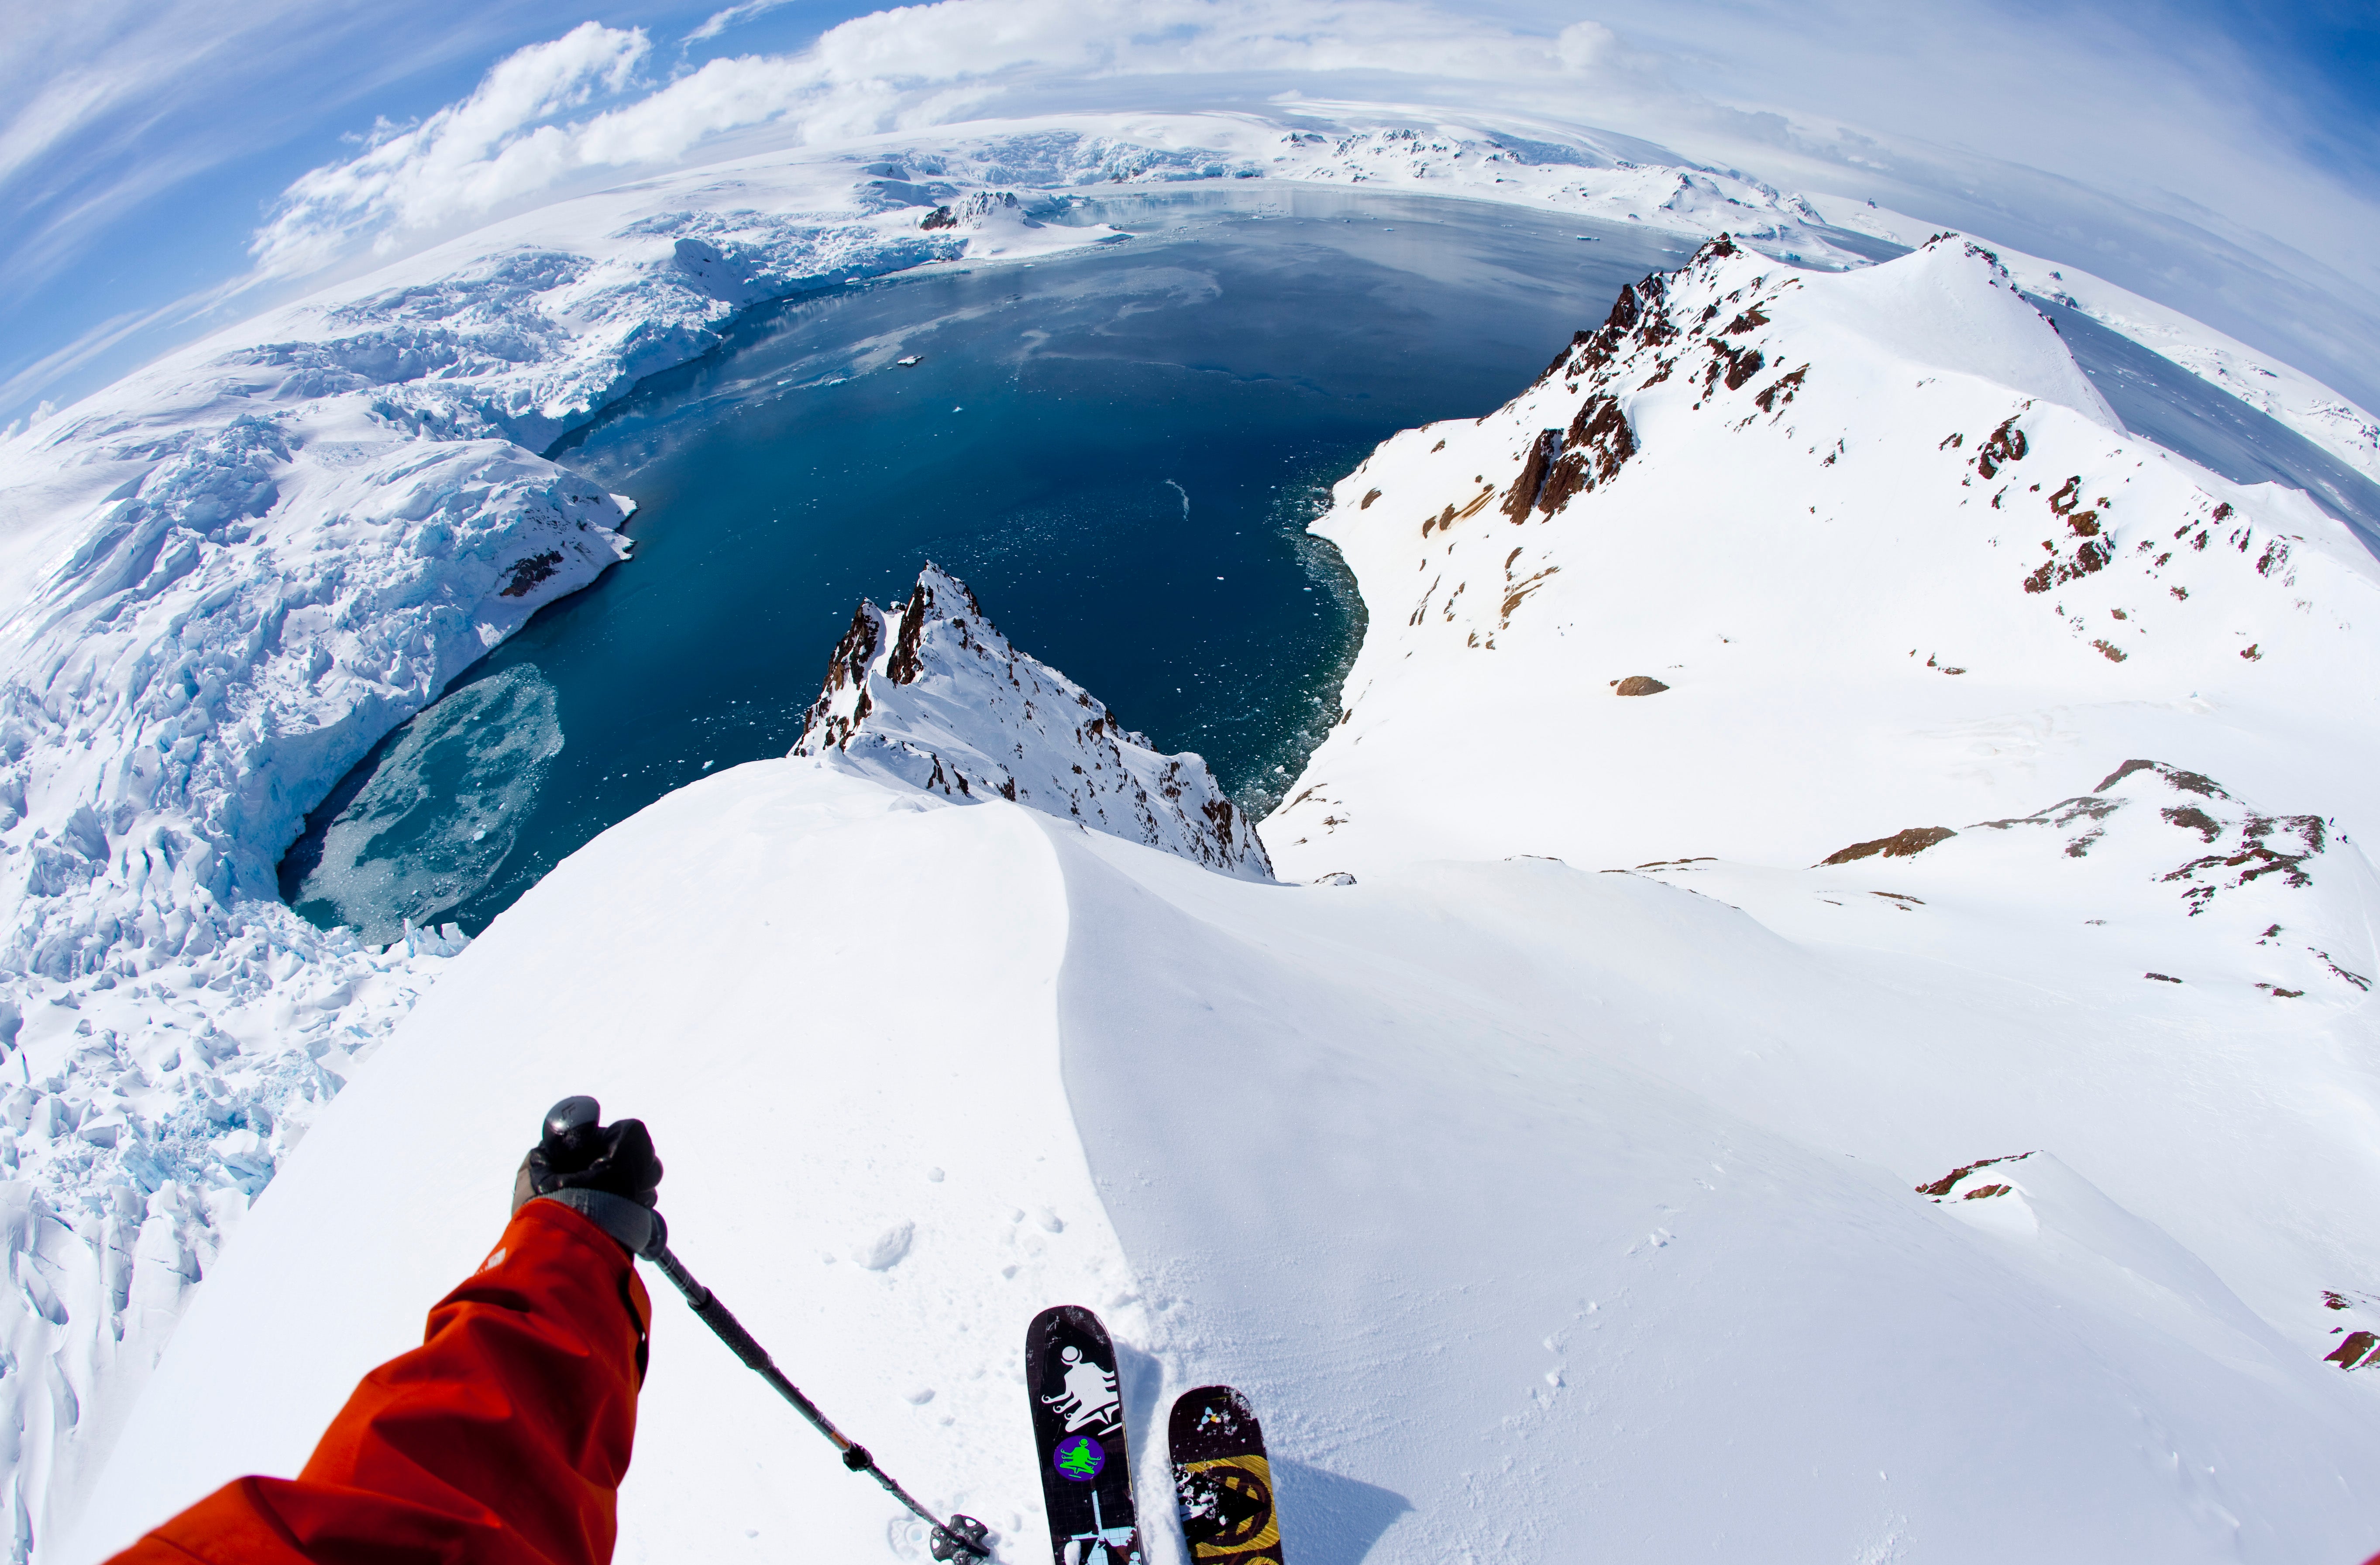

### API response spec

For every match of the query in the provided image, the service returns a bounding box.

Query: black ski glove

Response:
[512,1095,667,1257]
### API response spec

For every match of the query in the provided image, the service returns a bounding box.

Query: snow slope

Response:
[67,747,2380,1562]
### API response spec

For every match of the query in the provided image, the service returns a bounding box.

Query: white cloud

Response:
[252,21,655,275]
[684,0,805,44]
[249,0,1622,272]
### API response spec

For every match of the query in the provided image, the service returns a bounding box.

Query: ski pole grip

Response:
[691,1292,775,1374]
[652,1247,773,1372]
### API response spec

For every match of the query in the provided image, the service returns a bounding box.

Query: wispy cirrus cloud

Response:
[249,0,1636,273]
[684,0,804,44]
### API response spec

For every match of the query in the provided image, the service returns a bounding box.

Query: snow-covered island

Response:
[2,110,2378,1565]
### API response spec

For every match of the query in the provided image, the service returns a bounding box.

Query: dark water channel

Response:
[282,187,1699,943]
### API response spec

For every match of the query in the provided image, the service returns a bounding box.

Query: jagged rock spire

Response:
[794,564,1273,881]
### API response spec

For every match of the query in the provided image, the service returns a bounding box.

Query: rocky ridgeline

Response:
[795,566,1273,882]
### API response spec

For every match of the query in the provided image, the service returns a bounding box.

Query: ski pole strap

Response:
[647,1244,989,1561]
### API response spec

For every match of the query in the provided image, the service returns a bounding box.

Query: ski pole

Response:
[647,1243,992,1562]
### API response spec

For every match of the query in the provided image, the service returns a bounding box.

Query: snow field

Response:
[67,758,2380,1562]
[1055,830,2380,1560]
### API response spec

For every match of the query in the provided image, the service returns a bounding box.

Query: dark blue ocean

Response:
[282,188,2380,945]
[281,189,1700,941]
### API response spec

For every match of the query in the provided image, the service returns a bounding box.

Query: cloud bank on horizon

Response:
[2,0,2376,422]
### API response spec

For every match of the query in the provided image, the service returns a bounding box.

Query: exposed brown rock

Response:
[1614,675,1669,697]
[2326,1331,2380,1369]
[499,550,564,598]
[1916,1151,2031,1198]
[886,580,931,685]
[2095,759,2156,790]
[1819,826,1955,865]
[1562,395,1636,492]
[1752,366,1807,413]
[1502,430,1561,522]
[1975,416,2028,479]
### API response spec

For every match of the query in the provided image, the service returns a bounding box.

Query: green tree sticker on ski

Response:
[1055,1434,1107,1482]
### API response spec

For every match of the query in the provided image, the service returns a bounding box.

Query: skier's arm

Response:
[106,1109,665,1565]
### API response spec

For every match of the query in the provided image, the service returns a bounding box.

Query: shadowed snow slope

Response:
[795,565,1271,882]
[64,758,2380,1564]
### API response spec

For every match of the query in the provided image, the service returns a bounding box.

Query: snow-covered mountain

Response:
[6,109,2380,1565]
[794,565,1270,881]
[1266,234,2380,882]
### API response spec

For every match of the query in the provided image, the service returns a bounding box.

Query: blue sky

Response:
[3,0,2373,424]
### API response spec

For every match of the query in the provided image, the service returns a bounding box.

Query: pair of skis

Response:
[1027,1304,1283,1565]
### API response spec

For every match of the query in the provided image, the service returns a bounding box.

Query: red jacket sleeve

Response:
[108,1198,651,1565]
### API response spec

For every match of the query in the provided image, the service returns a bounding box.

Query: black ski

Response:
[1169,1386,1283,1565]
[1026,1305,1142,1565]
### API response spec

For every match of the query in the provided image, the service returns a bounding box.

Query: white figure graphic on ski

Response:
[1042,1344,1121,1435]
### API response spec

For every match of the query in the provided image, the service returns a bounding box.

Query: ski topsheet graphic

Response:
[1169,1386,1283,1565]
[1027,1305,1142,1565]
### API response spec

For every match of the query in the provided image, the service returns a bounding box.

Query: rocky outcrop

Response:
[1819,826,1955,865]
[794,566,1273,881]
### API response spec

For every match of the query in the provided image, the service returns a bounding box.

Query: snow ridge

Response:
[794,566,1271,882]
[1815,199,2380,487]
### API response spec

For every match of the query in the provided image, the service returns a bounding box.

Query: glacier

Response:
[0,106,2376,1564]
